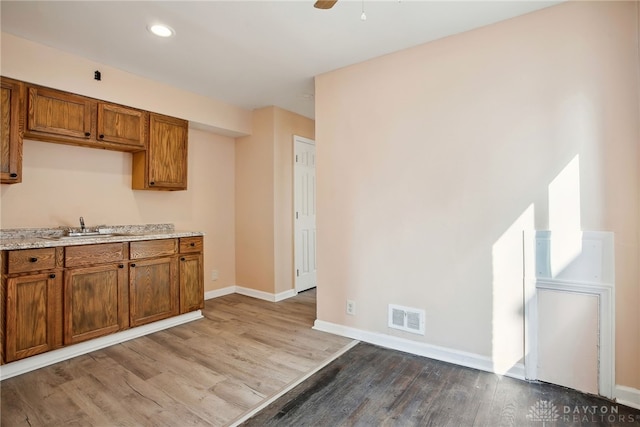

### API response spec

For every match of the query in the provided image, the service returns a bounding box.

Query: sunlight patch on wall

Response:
[492,203,534,374]
[548,155,582,277]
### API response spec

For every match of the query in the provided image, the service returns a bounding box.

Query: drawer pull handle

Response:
[49,273,56,279]
[9,173,18,178]
[190,243,195,247]
[30,257,38,263]
[150,181,155,186]
[99,134,105,139]
[118,264,124,268]
[181,257,186,261]
[84,132,91,137]
[131,263,136,268]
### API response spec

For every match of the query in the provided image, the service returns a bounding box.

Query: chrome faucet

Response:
[79,216,86,232]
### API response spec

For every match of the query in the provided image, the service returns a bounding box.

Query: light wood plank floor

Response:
[0,289,353,427]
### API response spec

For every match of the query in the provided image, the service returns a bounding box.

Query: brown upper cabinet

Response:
[1,77,190,190]
[26,86,94,142]
[132,113,188,191]
[25,85,147,152]
[1,77,25,184]
[96,102,147,150]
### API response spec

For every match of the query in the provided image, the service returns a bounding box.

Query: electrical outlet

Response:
[346,299,356,316]
[211,270,219,281]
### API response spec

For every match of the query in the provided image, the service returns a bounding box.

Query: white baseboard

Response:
[205,286,236,300]
[274,289,298,302]
[313,320,525,380]
[0,311,203,381]
[206,286,298,302]
[615,385,640,410]
[507,362,526,380]
[235,286,297,302]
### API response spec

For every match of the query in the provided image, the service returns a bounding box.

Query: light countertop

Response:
[0,224,204,250]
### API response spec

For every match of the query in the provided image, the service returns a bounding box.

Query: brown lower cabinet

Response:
[179,236,204,314]
[1,236,204,364]
[179,253,204,314]
[4,271,62,363]
[64,263,128,345]
[129,256,179,327]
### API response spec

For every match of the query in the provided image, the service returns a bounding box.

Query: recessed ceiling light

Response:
[148,24,174,38]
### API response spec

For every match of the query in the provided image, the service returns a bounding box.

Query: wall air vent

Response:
[388,304,425,335]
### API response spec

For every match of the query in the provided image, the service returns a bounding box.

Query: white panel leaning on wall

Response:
[524,230,615,398]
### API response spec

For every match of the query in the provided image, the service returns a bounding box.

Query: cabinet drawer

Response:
[65,243,127,268]
[130,239,177,260]
[7,248,57,274]
[179,237,203,254]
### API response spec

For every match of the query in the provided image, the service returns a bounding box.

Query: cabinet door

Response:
[1,77,24,184]
[5,272,62,362]
[132,113,188,190]
[97,102,147,150]
[129,256,178,327]
[26,85,95,142]
[64,263,128,345]
[179,253,204,313]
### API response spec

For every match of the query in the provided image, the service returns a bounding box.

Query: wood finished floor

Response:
[243,342,640,427]
[0,289,353,427]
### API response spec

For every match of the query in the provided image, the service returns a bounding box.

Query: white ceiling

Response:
[1,1,561,119]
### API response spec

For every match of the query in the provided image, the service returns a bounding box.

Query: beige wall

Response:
[0,33,239,293]
[235,106,314,294]
[315,0,639,389]
[235,108,276,293]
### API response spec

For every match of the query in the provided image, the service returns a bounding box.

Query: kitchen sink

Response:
[40,232,123,240]
[66,231,115,237]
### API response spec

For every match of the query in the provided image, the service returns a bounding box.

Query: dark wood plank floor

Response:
[242,342,640,427]
[0,289,353,426]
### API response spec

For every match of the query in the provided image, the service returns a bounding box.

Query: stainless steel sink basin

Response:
[66,231,114,237]
[40,232,122,240]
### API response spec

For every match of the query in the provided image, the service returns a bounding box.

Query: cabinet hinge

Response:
[295,154,298,163]
[296,212,299,219]
[296,269,299,277]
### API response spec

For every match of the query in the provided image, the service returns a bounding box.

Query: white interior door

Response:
[294,136,317,292]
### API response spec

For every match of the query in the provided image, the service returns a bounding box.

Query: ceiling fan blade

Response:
[314,0,338,9]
